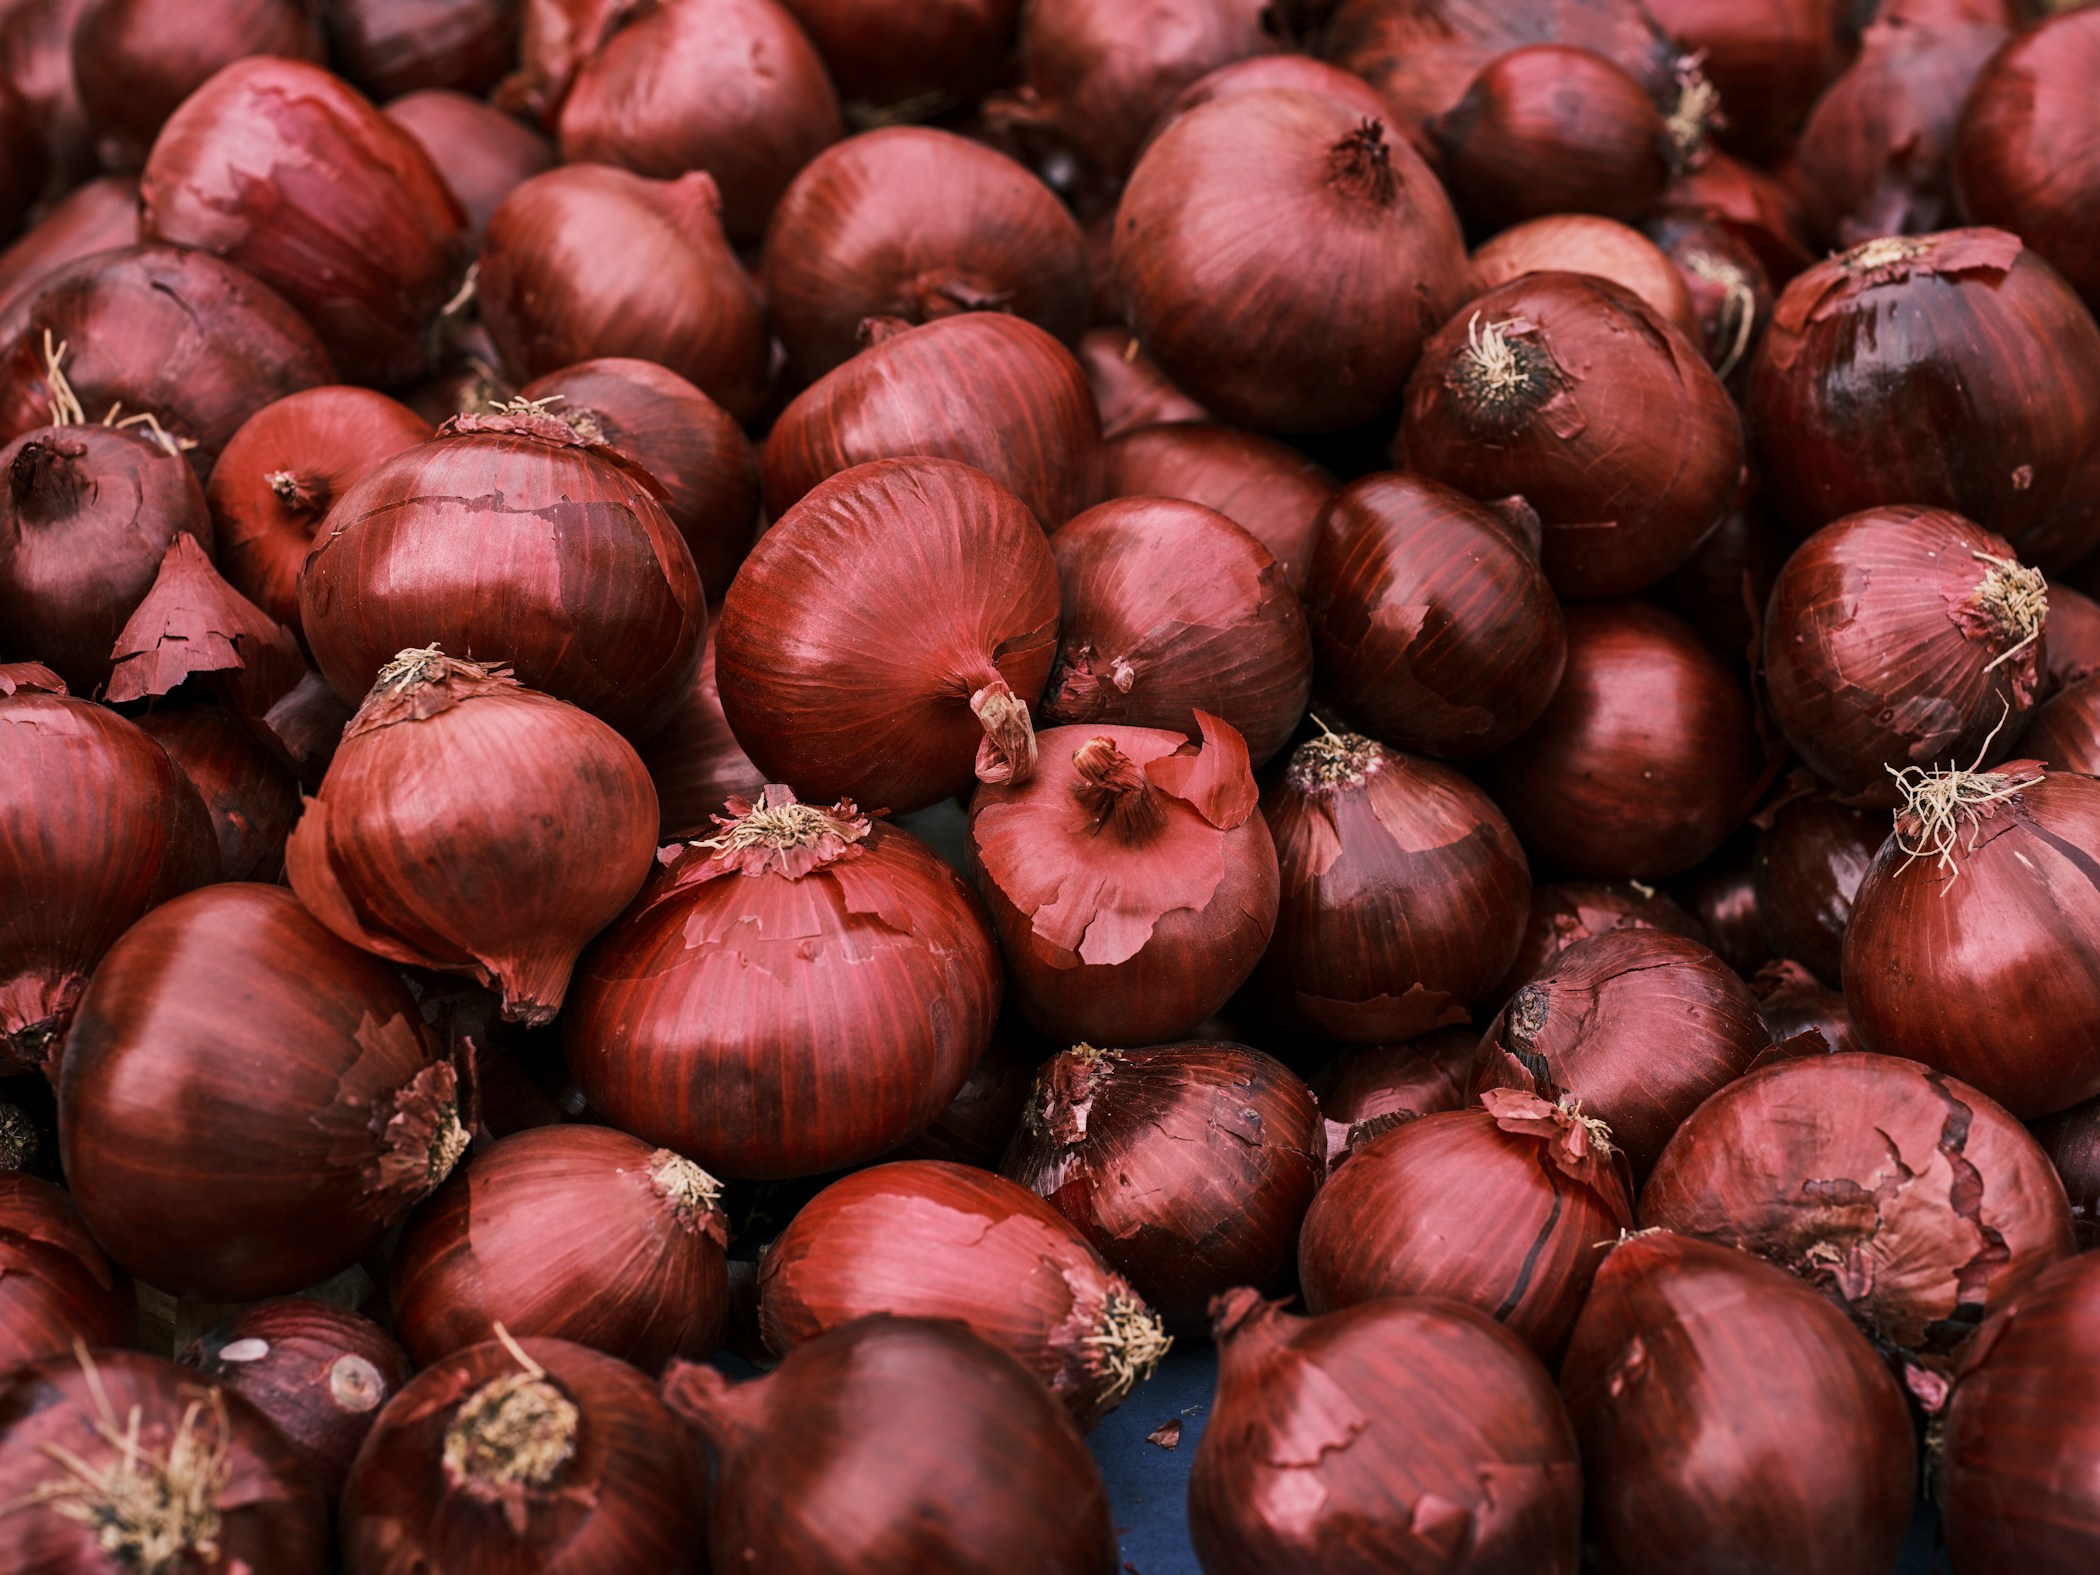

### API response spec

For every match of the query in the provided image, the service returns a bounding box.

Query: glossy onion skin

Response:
[1308,1029,1477,1166]
[1257,733,1530,1041]
[668,1316,1118,1574]
[635,631,767,842]
[1844,770,2100,1118]
[1470,214,1700,340]
[717,456,1060,814]
[763,126,1089,381]
[1299,1095,1632,1359]
[1475,929,1771,1178]
[326,0,520,102]
[0,1173,131,1373]
[300,411,707,742]
[1560,1232,1917,1575]
[2030,1094,2100,1249]
[762,313,1103,531]
[59,884,460,1300]
[1481,601,1762,881]
[1080,326,1210,440]
[1397,272,1745,600]
[1645,0,1842,161]
[0,173,139,324]
[1489,878,1711,1016]
[1752,790,1883,984]
[1306,471,1567,758]
[135,704,301,883]
[1189,1291,1582,1575]
[1100,421,1333,594]
[140,57,468,387]
[779,0,1023,107]
[2024,675,2100,776]
[1114,88,1469,435]
[340,1336,706,1575]
[1752,958,1861,1054]
[382,88,557,247]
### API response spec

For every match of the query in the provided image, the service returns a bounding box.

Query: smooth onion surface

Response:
[1470,213,1700,340]
[2024,675,2100,777]
[1100,421,1333,593]
[1753,788,1884,983]
[326,0,520,101]
[383,87,557,246]
[134,703,301,883]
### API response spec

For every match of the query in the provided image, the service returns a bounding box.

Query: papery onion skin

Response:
[2024,675,2100,777]
[383,88,557,247]
[1645,0,1843,161]
[763,313,1102,532]
[1475,928,1771,1177]
[324,0,521,101]
[635,631,767,842]
[1305,470,1566,758]
[1489,878,1712,1015]
[1560,1231,1917,1575]
[1308,1029,1477,1167]
[1752,958,1861,1054]
[1114,88,1469,435]
[340,1335,706,1575]
[0,1172,131,1373]
[665,1315,1119,1575]
[2028,1095,2100,1249]
[1645,1052,2073,1362]
[1100,421,1333,594]
[184,1298,414,1501]
[140,57,468,388]
[780,0,1022,108]
[759,1160,1171,1427]
[0,174,137,325]
[135,704,302,883]
[1078,327,1208,439]
[566,790,1002,1179]
[1470,213,1700,341]
[1189,1290,1581,1575]
[1480,601,1762,881]
[999,1040,1324,1335]
[59,883,464,1300]
[1753,787,1883,984]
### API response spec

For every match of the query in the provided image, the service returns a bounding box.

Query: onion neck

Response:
[1447,313,1556,435]
[35,1368,231,1565]
[1070,737,1166,840]
[442,1371,579,1505]
[266,468,328,520]
[695,784,871,878]
[1088,1288,1172,1400]
[1972,552,2047,666]
[1325,118,1399,206]
[648,1149,727,1242]
[7,438,87,525]
[971,679,1038,787]
[1285,730,1384,794]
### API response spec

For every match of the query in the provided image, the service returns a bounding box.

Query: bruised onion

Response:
[135,704,301,883]
[780,0,1021,109]
[2029,1095,2100,1248]
[1308,1029,1477,1165]
[1100,421,1333,593]
[0,174,137,324]
[635,631,766,842]
[1470,213,1700,340]
[0,1172,131,1372]
[382,88,557,246]
[1490,879,1712,1013]
[1077,327,1207,438]
[325,0,520,101]
[1753,786,1883,983]
[1114,89,1468,434]
[1752,958,1860,1053]
[2024,675,2100,777]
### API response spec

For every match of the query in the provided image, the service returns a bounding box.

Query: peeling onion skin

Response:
[383,88,557,248]
[1189,1290,1582,1575]
[1752,790,1883,985]
[0,1172,132,1374]
[134,704,302,884]
[1308,1029,1479,1168]
[778,0,1023,110]
[1560,1232,1917,1575]
[2025,1093,2100,1249]
[1487,879,1712,1017]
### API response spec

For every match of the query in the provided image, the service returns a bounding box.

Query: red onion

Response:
[763,313,1102,531]
[892,1019,1044,1168]
[635,629,767,842]
[2029,1094,2100,1249]
[1100,421,1333,594]
[1560,1231,1917,1574]
[0,173,137,324]
[500,0,630,123]
[60,883,465,1299]
[763,126,1089,382]
[557,0,842,245]
[759,1161,1170,1426]
[1749,229,2100,570]
[140,57,468,388]
[1752,957,1861,1053]
[324,0,520,101]
[1481,601,1762,880]
[341,1334,706,1575]
[2044,579,2100,695]
[301,406,707,742]
[1677,838,1771,979]
[999,1040,1323,1334]
[135,704,301,883]
[1115,89,1468,434]
[718,456,1059,812]
[1752,786,1883,983]
[2025,675,2100,776]
[383,88,557,247]
[968,714,1279,1046]
[1041,496,1311,766]
[1662,148,1816,279]
[1307,1029,1478,1165]
[1305,471,1566,758]
[665,1315,1118,1574]
[480,165,771,424]
[1258,731,1530,1040]
[392,1124,728,1371]
[1845,763,2100,1117]
[1470,213,1701,341]
[1491,878,1712,1011]
[1475,928,1771,1177]
[566,788,1002,1178]
[779,0,1022,110]
[1654,493,1787,665]
[1190,1290,1581,1573]
[1302,1091,1631,1358]
[1641,208,1776,383]
[184,1299,414,1501]
[1078,326,1208,438]
[1149,51,1392,145]
[0,1348,327,1569]
[0,1172,130,1372]
[1646,0,1843,159]
[0,0,89,195]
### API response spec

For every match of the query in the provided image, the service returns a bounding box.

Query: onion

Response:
[566,787,1002,1178]
[183,1299,414,1501]
[2025,675,2100,776]
[516,358,758,605]
[557,0,842,245]
[665,1314,1118,1574]
[383,88,558,247]
[59,882,466,1300]
[500,0,630,124]
[1764,506,2047,804]
[1753,785,1883,983]
[392,1125,728,1371]
[1305,470,1566,758]
[1677,839,1771,979]
[1749,229,2100,570]
[1149,51,1393,144]
[1078,326,1208,438]
[324,0,520,101]
[1645,0,1843,159]
[0,174,137,324]
[1302,1092,1631,1359]
[1641,208,1775,383]
[0,10,66,205]
[479,165,771,424]
[1475,928,1771,1177]
[1257,731,1530,1040]
[1752,958,1861,1053]
[780,0,1021,110]
[0,1172,131,1372]
[2029,1095,2100,1250]
[763,126,1089,382]
[1654,494,1787,665]
[891,1020,1043,1168]
[287,649,660,1025]
[1471,213,1700,340]
[967,714,1279,1046]
[206,387,431,636]
[1952,7,2100,313]
[719,456,1059,812]
[635,630,767,842]
[1040,496,1311,766]
[1100,421,1333,594]
[999,1040,1323,1334]
[763,313,1101,532]
[1114,89,1469,435]
[300,405,707,742]
[1490,878,1713,1012]
[1560,1231,1917,1575]
[341,1334,707,1575]
[1662,148,1815,279]
[0,1348,327,1569]
[1845,763,2100,1118]
[135,704,301,883]
[1307,1029,1477,1166]
[1190,1290,1581,1573]
[1480,601,1762,880]
[2044,579,2100,696]
[140,57,468,388]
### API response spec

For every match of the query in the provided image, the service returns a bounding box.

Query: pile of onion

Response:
[1490,878,1712,1014]
[1099,420,1332,593]
[134,703,301,883]
[1307,1030,1478,1166]
[0,1171,131,1372]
